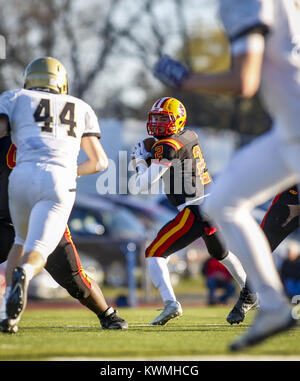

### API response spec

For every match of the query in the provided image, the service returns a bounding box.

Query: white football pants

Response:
[8,162,76,260]
[203,125,299,310]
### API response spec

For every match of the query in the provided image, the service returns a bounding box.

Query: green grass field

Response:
[0,305,299,361]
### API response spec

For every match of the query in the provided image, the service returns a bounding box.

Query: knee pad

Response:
[210,248,228,261]
[203,233,228,261]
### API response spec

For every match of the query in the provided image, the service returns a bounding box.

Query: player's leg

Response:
[145,208,197,325]
[204,129,298,350]
[45,228,128,329]
[2,166,33,332]
[261,186,300,252]
[146,206,230,300]
[193,205,247,291]
[0,220,15,264]
[146,206,247,325]
[5,165,76,331]
[0,221,15,323]
[199,212,258,324]
[227,186,299,325]
[203,228,258,324]
[7,198,75,321]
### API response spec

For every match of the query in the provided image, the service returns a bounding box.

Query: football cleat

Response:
[99,307,128,330]
[230,305,297,351]
[6,267,28,321]
[227,285,259,325]
[0,318,19,334]
[150,300,183,326]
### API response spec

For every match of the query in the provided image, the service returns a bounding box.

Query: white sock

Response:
[0,286,11,320]
[21,264,34,281]
[147,257,176,303]
[220,251,247,290]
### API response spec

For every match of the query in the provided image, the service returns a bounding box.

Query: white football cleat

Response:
[150,300,183,326]
[230,304,297,351]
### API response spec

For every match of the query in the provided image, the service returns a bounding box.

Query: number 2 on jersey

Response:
[33,98,77,137]
[154,145,163,160]
[192,145,211,185]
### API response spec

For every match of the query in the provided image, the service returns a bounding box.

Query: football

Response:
[143,137,156,152]
[132,137,156,169]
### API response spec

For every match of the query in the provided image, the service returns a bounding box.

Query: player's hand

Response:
[131,140,152,161]
[153,55,190,88]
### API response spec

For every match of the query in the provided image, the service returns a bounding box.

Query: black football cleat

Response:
[6,267,28,321]
[99,307,128,330]
[227,285,259,325]
[0,318,19,334]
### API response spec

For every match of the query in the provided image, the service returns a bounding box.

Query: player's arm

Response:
[78,105,108,176]
[154,32,265,99]
[182,33,265,98]
[77,136,108,176]
[0,114,9,138]
[132,140,173,193]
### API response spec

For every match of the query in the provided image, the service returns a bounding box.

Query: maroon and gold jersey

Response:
[150,129,212,207]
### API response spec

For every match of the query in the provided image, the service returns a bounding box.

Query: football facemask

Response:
[147,97,186,137]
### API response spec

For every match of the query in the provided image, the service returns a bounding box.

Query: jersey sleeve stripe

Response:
[152,138,183,151]
[82,132,101,138]
[230,23,269,42]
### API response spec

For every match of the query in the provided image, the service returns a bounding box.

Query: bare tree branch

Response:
[79,0,123,97]
[174,0,193,68]
[145,0,167,58]
[61,0,82,95]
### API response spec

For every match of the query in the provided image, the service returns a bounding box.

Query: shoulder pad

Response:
[152,138,184,152]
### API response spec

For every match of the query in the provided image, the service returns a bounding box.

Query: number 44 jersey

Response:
[0,88,101,181]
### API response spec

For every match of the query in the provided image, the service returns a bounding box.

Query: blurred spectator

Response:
[115,294,129,307]
[202,257,236,305]
[280,242,300,299]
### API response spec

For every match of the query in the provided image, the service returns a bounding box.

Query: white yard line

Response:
[48,355,300,361]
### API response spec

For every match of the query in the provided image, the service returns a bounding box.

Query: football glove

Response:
[131,140,152,162]
[153,55,190,88]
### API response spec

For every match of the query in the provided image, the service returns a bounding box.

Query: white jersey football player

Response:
[0,57,108,332]
[153,0,300,350]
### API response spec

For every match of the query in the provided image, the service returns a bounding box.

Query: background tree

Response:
[0,0,271,140]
